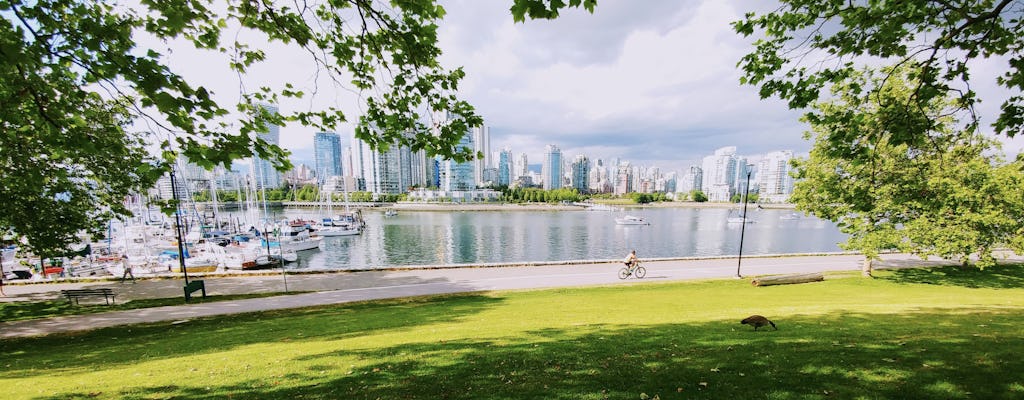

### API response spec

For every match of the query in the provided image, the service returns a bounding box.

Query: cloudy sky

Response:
[431,0,805,171]
[252,0,804,173]
[157,0,1022,173]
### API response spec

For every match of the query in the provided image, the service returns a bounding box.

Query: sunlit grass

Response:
[2,265,1023,399]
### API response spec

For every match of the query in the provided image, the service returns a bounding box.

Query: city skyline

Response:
[294,126,790,201]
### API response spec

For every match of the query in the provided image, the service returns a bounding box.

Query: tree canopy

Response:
[736,1,1024,273]
[734,0,1024,140]
[0,0,594,257]
[790,66,1024,276]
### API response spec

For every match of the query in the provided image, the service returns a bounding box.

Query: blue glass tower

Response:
[313,132,342,180]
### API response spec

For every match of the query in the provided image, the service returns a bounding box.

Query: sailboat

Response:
[316,177,363,236]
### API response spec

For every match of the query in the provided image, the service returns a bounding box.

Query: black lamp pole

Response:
[736,170,752,278]
[170,169,190,287]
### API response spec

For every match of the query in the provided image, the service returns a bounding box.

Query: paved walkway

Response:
[0,253,1003,338]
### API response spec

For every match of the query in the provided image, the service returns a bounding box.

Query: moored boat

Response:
[615,215,650,225]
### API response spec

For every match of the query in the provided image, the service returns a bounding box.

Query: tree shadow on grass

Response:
[30,309,1024,400]
[0,292,504,376]
[881,263,1024,289]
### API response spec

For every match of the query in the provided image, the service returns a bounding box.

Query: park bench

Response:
[60,288,117,305]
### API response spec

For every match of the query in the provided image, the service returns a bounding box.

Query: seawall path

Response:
[1,252,1018,338]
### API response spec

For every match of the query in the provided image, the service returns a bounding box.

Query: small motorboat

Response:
[615,215,649,225]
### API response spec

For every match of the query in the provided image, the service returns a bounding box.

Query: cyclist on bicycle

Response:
[623,250,639,271]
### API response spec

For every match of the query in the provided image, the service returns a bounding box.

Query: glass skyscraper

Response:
[497,148,512,187]
[313,132,342,181]
[442,133,476,191]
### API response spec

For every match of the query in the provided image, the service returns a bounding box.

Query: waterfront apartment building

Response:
[701,146,738,202]
[313,132,343,180]
[252,103,283,189]
[542,144,563,190]
[570,154,590,193]
[757,150,795,203]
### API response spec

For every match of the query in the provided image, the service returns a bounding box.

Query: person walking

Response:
[120,255,135,283]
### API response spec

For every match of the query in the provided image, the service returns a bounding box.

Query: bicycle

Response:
[618,261,646,279]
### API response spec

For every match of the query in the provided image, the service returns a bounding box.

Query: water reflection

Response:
[256,207,847,271]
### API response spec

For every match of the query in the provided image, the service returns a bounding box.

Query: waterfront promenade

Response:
[0,252,1012,338]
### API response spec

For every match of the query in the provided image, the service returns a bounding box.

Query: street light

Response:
[736,170,752,278]
[169,169,196,301]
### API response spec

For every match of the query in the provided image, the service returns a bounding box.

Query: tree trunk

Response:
[862,258,873,278]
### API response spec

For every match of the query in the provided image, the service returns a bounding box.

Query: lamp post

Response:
[736,170,752,278]
[169,169,191,293]
[276,226,288,292]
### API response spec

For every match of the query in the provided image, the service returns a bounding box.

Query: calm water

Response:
[256,207,848,271]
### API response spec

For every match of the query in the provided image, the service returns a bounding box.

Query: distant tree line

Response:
[499,187,583,203]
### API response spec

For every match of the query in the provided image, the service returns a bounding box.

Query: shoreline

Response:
[388,201,797,212]
[199,201,798,212]
[0,251,860,289]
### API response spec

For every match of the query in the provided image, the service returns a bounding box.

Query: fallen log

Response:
[751,272,824,287]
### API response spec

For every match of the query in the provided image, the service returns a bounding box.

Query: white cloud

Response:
[436,0,807,172]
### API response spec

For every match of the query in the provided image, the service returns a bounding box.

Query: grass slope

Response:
[2,266,1023,399]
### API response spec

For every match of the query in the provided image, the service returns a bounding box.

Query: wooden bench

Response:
[60,288,117,305]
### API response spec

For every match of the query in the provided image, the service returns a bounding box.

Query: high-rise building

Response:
[356,140,399,195]
[497,148,512,186]
[614,162,633,195]
[313,132,343,181]
[678,166,703,195]
[472,126,491,186]
[734,156,752,195]
[701,146,738,202]
[589,159,610,194]
[570,154,590,193]
[757,150,795,203]
[514,153,528,182]
[408,149,429,189]
[440,132,476,191]
[353,126,411,195]
[542,144,562,190]
[252,103,282,189]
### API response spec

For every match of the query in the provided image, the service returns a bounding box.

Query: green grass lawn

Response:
[0,292,309,322]
[2,265,1024,399]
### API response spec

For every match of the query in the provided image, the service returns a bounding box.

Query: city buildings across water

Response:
[154,104,797,204]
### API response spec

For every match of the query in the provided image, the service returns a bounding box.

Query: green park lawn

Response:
[2,265,1024,399]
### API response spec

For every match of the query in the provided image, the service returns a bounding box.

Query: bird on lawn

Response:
[740,315,777,331]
